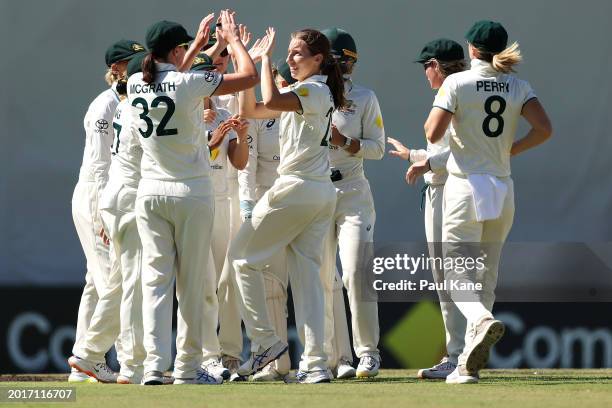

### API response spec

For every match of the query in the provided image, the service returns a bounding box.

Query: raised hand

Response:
[387,137,410,160]
[219,9,240,44]
[195,13,216,48]
[208,120,233,150]
[262,27,276,57]
[248,35,270,63]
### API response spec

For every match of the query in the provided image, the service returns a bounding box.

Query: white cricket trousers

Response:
[230,175,336,372]
[216,179,244,360]
[424,183,466,365]
[442,173,514,365]
[99,185,146,381]
[321,176,379,361]
[137,192,214,379]
[71,181,118,359]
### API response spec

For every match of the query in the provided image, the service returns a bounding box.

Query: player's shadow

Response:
[482,375,612,385]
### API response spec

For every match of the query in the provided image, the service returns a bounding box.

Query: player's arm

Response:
[228,116,249,170]
[238,82,280,119]
[424,107,452,143]
[213,11,259,95]
[178,13,215,72]
[89,102,115,198]
[511,98,553,156]
[352,93,386,159]
[238,120,259,220]
[427,147,450,173]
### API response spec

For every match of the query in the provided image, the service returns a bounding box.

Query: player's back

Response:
[127,63,222,182]
[435,60,535,177]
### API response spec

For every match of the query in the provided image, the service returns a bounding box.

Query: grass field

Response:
[1,370,611,408]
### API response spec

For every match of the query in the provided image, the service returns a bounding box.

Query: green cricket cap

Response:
[146,20,193,55]
[191,52,215,71]
[276,60,297,85]
[105,40,146,66]
[415,38,464,63]
[127,51,147,76]
[321,27,358,60]
[465,20,508,53]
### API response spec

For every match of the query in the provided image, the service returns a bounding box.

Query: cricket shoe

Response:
[202,358,230,381]
[356,356,380,378]
[464,317,505,374]
[417,356,457,379]
[236,340,288,376]
[174,368,223,385]
[335,359,356,379]
[445,365,479,384]
[141,371,174,385]
[287,370,331,384]
[252,364,286,382]
[68,368,97,383]
[68,355,118,383]
[117,374,146,384]
[223,356,247,382]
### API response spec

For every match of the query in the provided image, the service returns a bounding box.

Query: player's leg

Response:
[287,187,336,382]
[137,195,177,384]
[319,220,338,370]
[335,179,380,377]
[201,246,226,380]
[172,195,217,383]
[418,184,466,379]
[331,268,355,379]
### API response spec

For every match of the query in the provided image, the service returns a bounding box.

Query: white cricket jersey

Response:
[108,99,142,188]
[409,126,452,185]
[127,62,223,196]
[212,93,241,182]
[433,59,537,177]
[238,118,280,202]
[78,86,120,193]
[277,75,334,180]
[329,78,385,178]
[208,106,237,198]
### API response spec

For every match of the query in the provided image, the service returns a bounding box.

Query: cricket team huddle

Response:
[68,9,552,385]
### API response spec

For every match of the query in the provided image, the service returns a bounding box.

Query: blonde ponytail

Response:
[104,67,121,86]
[491,41,522,73]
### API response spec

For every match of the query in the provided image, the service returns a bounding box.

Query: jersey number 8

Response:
[482,95,506,138]
[132,96,178,138]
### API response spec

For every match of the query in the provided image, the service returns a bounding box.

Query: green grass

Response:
[1,370,611,408]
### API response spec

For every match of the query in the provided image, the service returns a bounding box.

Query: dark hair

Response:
[141,52,157,84]
[291,29,346,109]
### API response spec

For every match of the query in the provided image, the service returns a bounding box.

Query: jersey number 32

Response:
[132,96,177,138]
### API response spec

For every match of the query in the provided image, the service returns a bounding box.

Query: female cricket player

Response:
[319,27,386,379]
[388,38,467,380]
[236,60,296,381]
[126,11,259,385]
[230,27,344,383]
[69,39,144,383]
[410,20,552,383]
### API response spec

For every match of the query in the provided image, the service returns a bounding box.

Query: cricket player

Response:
[320,27,385,378]
[69,39,145,383]
[413,20,552,383]
[191,53,250,381]
[123,12,259,385]
[236,60,296,381]
[229,28,343,383]
[388,39,468,380]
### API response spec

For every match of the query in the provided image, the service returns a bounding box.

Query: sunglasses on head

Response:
[178,42,190,51]
[423,61,435,70]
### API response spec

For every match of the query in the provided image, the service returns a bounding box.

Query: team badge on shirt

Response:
[297,88,309,97]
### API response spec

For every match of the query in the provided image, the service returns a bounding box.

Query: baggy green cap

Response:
[191,52,215,71]
[415,38,464,63]
[275,60,297,85]
[321,27,358,61]
[105,40,146,66]
[127,52,147,76]
[146,20,193,55]
[465,20,508,53]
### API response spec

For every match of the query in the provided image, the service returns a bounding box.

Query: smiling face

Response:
[286,38,323,82]
[423,59,445,90]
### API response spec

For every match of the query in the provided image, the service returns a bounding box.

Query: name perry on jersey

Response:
[130,82,177,94]
[476,80,510,93]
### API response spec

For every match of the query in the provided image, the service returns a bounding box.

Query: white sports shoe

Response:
[68,356,118,383]
[202,358,230,381]
[237,340,288,376]
[252,364,286,382]
[223,356,247,382]
[142,371,174,385]
[68,368,97,383]
[174,368,223,385]
[445,365,479,384]
[356,356,380,378]
[417,356,457,379]
[292,370,331,384]
[335,359,356,379]
[464,318,505,373]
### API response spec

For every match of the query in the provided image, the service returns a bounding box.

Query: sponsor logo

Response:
[96,119,109,130]
[266,119,276,128]
[273,155,280,161]
[366,224,372,231]
[247,135,253,145]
